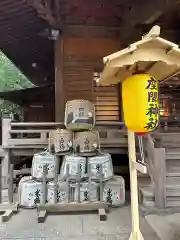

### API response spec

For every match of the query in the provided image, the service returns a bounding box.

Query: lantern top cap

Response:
[98,25,180,86]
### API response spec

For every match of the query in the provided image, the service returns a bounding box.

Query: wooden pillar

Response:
[1,118,11,189]
[118,83,124,122]
[54,37,65,122]
[153,148,166,208]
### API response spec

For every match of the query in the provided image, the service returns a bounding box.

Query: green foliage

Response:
[0,99,21,118]
[0,51,34,117]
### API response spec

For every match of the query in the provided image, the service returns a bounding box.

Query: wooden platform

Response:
[0,202,19,222]
[37,202,108,223]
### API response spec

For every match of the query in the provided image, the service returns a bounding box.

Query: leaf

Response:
[0,50,35,116]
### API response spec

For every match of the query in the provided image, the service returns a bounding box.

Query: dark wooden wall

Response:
[56,36,121,122]
[22,101,55,122]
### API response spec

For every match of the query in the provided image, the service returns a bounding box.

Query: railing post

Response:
[2,118,11,147]
[1,118,11,189]
[153,148,166,208]
[145,135,166,208]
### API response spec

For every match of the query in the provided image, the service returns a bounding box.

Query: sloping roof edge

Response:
[0,84,54,105]
[99,26,180,86]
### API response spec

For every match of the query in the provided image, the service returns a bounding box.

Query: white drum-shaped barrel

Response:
[31,151,58,181]
[74,131,99,154]
[65,100,95,131]
[19,176,32,186]
[18,176,32,204]
[18,179,43,208]
[57,181,70,203]
[47,181,71,204]
[88,153,113,181]
[47,181,57,204]
[73,182,99,202]
[49,129,73,153]
[60,154,86,180]
[103,176,125,207]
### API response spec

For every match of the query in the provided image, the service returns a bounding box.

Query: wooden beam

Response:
[54,37,65,122]
[119,0,177,43]
[26,0,59,28]
[64,25,121,38]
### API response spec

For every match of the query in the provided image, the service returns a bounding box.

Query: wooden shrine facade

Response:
[1,0,180,123]
[2,0,180,211]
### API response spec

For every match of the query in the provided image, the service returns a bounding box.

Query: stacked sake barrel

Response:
[18,151,61,208]
[59,99,126,206]
[18,99,126,208]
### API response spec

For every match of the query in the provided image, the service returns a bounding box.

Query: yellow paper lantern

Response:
[122,73,159,133]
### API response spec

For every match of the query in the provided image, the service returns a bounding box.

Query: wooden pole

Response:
[128,130,144,240]
[54,37,65,122]
[8,164,14,204]
[2,118,11,189]
[42,165,47,205]
[0,163,2,204]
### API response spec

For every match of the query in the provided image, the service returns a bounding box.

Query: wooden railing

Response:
[1,119,127,151]
[144,135,166,208]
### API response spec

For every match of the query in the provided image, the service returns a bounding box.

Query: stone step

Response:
[166,186,180,197]
[166,172,180,177]
[140,185,180,197]
[166,159,180,167]
[166,152,180,160]
[142,199,155,208]
[166,199,180,207]
[139,186,154,198]
[166,176,180,185]
[138,177,152,188]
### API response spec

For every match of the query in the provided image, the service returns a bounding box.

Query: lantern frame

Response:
[98,25,180,86]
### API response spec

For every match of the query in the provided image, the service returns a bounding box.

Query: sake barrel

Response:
[18,179,43,208]
[65,100,95,131]
[57,181,73,202]
[47,181,57,204]
[49,129,73,153]
[103,176,125,207]
[47,181,71,204]
[31,151,58,181]
[19,176,32,186]
[59,154,86,181]
[18,176,32,204]
[73,182,99,202]
[88,153,113,181]
[74,131,99,154]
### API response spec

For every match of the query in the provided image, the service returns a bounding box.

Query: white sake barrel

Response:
[103,176,125,207]
[57,181,71,203]
[47,181,72,204]
[74,131,99,154]
[18,179,43,208]
[65,100,95,131]
[47,181,57,204]
[60,154,86,181]
[31,151,58,181]
[73,182,99,202]
[19,176,32,186]
[18,176,32,204]
[88,153,113,181]
[49,129,73,153]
